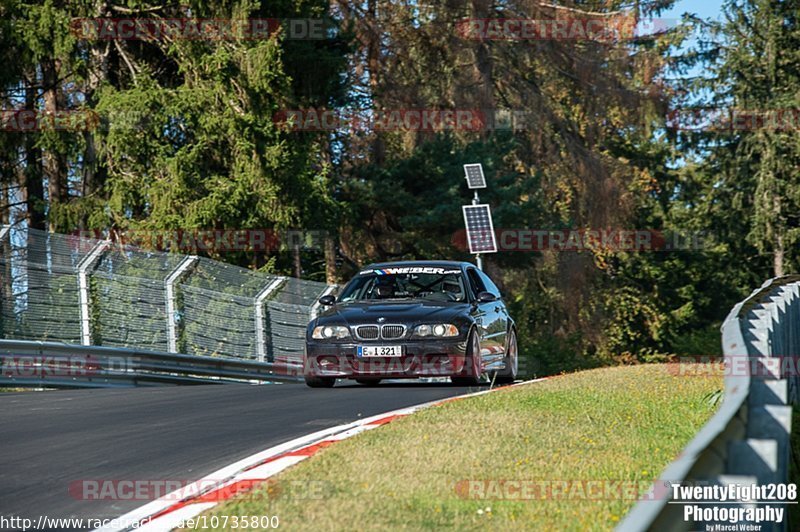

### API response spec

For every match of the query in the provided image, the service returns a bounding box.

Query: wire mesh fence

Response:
[0,226,331,364]
[94,246,185,351]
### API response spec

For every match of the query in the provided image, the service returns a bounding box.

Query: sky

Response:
[662,0,725,21]
[658,0,727,84]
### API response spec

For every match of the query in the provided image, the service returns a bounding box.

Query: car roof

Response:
[362,260,473,271]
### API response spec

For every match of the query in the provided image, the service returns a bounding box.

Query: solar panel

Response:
[463,163,486,189]
[462,204,497,254]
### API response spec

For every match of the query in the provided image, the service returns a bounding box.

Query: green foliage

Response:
[675,0,800,277]
[1,0,791,376]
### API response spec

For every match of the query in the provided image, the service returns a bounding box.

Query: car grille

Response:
[381,325,406,339]
[356,325,380,340]
[354,324,406,340]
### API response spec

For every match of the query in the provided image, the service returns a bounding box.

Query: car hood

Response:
[316,299,471,327]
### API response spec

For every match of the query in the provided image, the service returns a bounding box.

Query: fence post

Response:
[165,256,198,353]
[76,240,109,346]
[254,276,287,362]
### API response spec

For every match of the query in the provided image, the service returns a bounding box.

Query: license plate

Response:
[357,345,404,357]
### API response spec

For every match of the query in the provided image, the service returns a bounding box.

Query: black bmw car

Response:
[304,260,518,387]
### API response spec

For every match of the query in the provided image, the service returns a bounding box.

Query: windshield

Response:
[339,267,467,303]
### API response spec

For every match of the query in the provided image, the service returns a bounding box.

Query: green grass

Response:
[187,364,721,531]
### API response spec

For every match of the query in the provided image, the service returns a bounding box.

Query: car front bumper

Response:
[304,338,473,379]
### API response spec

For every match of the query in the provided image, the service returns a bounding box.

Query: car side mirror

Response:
[319,294,336,306]
[477,291,497,303]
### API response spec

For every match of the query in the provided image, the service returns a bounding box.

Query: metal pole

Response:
[165,256,198,353]
[77,240,110,346]
[254,276,287,363]
[472,191,483,269]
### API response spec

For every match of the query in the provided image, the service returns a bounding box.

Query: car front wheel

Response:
[451,329,482,386]
[305,376,336,388]
[494,328,518,385]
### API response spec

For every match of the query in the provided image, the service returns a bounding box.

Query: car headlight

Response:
[312,325,351,340]
[413,323,459,338]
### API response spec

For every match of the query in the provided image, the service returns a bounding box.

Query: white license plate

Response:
[357,345,404,357]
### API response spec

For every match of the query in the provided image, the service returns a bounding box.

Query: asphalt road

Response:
[0,381,480,527]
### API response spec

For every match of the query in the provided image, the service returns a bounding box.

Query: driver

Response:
[442,278,463,300]
[373,276,396,299]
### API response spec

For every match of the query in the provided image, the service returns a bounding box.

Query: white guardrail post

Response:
[254,276,287,363]
[165,256,198,353]
[77,240,110,346]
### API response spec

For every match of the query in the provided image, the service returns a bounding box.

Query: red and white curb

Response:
[96,380,545,532]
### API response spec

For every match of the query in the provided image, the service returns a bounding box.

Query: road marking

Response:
[96,379,546,532]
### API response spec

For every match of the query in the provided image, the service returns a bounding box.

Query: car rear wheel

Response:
[305,376,336,388]
[356,378,382,386]
[494,328,518,385]
[451,329,482,386]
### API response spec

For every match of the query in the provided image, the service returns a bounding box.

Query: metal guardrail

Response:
[0,226,331,363]
[618,276,799,532]
[0,339,303,388]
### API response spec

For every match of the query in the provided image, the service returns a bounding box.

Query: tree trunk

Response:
[81,30,110,229]
[324,234,337,285]
[366,0,385,165]
[41,59,68,233]
[0,186,10,338]
[23,73,45,231]
[471,0,494,138]
[774,231,784,277]
[293,245,302,278]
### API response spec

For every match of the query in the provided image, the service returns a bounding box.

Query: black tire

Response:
[451,329,481,386]
[494,328,518,385]
[355,378,382,386]
[304,376,336,388]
